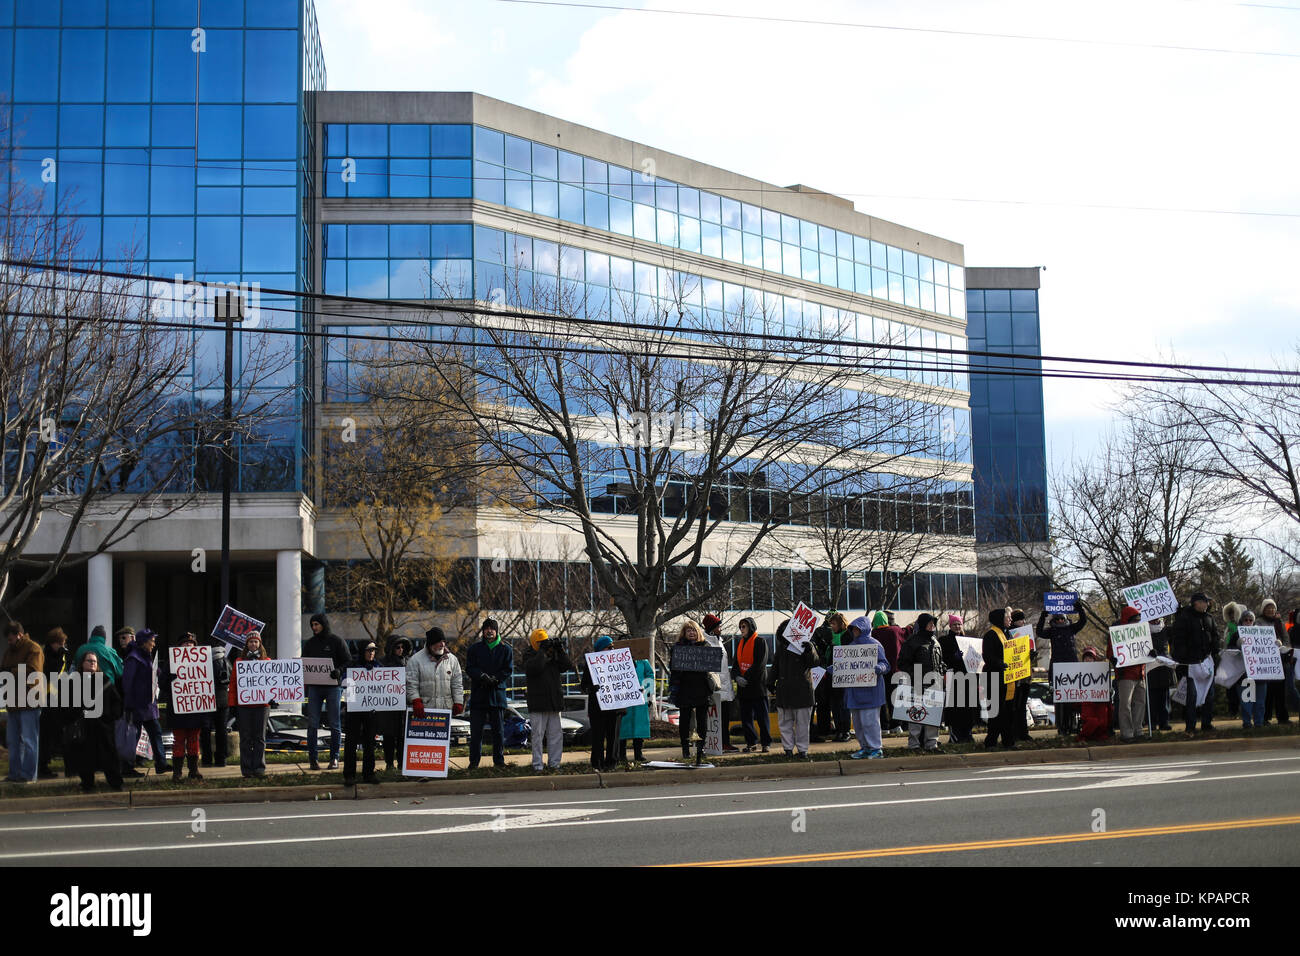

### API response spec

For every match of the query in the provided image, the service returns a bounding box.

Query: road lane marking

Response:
[4,767,1299,860]
[661,813,1300,866]
[4,753,1296,834]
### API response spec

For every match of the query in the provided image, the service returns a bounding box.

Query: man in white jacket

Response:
[406,627,464,717]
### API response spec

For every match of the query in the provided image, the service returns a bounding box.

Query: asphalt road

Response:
[3,749,1299,866]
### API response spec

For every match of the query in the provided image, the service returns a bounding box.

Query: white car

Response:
[510,703,584,741]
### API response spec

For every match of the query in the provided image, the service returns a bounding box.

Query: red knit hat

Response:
[701,613,723,634]
[1120,605,1141,624]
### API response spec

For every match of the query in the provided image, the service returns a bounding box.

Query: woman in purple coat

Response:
[844,616,892,759]
[121,628,172,776]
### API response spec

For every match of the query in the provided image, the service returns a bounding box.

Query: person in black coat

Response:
[1169,593,1222,733]
[343,641,382,785]
[937,614,976,744]
[1037,606,1088,735]
[581,635,624,771]
[767,619,817,757]
[303,613,351,771]
[39,627,73,778]
[669,621,715,765]
[731,617,771,752]
[379,637,412,771]
[200,636,231,767]
[982,608,1017,750]
[67,650,124,792]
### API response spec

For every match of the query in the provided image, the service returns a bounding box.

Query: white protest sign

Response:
[955,636,984,673]
[1009,624,1036,651]
[832,644,879,687]
[403,710,450,778]
[810,666,827,691]
[584,648,646,711]
[785,602,819,650]
[1109,621,1155,668]
[1215,649,1245,687]
[704,698,724,755]
[234,658,305,705]
[169,645,215,715]
[301,657,336,686]
[1238,626,1284,680]
[1119,577,1178,622]
[1051,661,1111,703]
[344,667,406,711]
[892,684,945,727]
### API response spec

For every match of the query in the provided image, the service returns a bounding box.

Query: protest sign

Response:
[169,645,215,715]
[1004,636,1033,682]
[704,699,723,756]
[234,658,305,705]
[1119,577,1178,623]
[832,644,879,687]
[344,667,406,711]
[611,637,652,661]
[135,729,153,760]
[1238,626,1284,680]
[670,643,724,673]
[1109,621,1155,668]
[811,666,827,691]
[584,648,646,711]
[1215,649,1245,687]
[892,684,945,727]
[1010,624,1036,652]
[955,637,984,673]
[785,602,819,649]
[1044,591,1078,614]
[1051,662,1111,703]
[301,657,336,686]
[403,710,451,778]
[210,604,265,651]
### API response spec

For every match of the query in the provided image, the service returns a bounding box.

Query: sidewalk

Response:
[5,726,1297,812]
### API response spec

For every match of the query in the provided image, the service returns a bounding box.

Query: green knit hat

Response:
[871,610,888,628]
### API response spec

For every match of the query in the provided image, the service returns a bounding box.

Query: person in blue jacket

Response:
[619,654,654,765]
[465,618,514,770]
[843,615,891,759]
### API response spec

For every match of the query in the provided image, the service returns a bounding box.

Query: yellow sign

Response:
[1004,636,1032,683]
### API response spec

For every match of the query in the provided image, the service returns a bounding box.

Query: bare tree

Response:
[392,250,962,655]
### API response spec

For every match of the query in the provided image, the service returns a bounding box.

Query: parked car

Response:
[510,703,584,742]
[561,694,592,743]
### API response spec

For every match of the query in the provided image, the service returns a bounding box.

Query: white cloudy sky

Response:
[314,0,1300,464]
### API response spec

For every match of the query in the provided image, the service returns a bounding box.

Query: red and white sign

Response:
[169,645,216,715]
[786,602,819,651]
[344,667,406,711]
[1239,626,1284,680]
[403,711,451,778]
[234,659,305,705]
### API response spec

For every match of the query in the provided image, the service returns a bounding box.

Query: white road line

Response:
[3,766,1299,860]
[2,752,1296,833]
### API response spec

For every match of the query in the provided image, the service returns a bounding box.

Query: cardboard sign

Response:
[611,637,652,661]
[704,699,723,756]
[210,604,266,651]
[302,657,337,686]
[1044,591,1078,614]
[1109,621,1156,668]
[1119,577,1178,623]
[1051,661,1111,703]
[670,643,724,673]
[584,648,646,711]
[810,666,827,690]
[785,602,819,648]
[344,667,406,711]
[892,684,945,727]
[135,728,153,760]
[1004,636,1033,682]
[234,658,305,705]
[403,710,451,778]
[955,637,984,673]
[1215,649,1246,687]
[169,645,215,715]
[1238,626,1284,680]
[832,644,879,687]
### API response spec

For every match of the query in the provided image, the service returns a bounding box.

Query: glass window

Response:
[504,134,531,172]
[195,216,240,271]
[430,124,471,157]
[633,203,656,242]
[701,221,722,258]
[430,224,471,258]
[699,191,721,224]
[679,215,700,253]
[678,185,699,218]
[347,224,386,258]
[607,164,632,201]
[59,106,103,146]
[818,225,835,252]
[389,224,430,258]
[245,0,297,26]
[609,196,633,236]
[473,126,504,164]
[150,151,194,213]
[389,124,429,157]
[800,219,817,249]
[585,250,609,287]
[584,157,607,191]
[61,28,106,102]
[14,28,58,99]
[196,103,240,156]
[655,179,676,212]
[150,216,192,260]
[151,29,194,102]
[347,259,387,298]
[430,158,471,198]
[1010,289,1037,312]
[387,157,428,197]
[657,208,677,246]
[531,142,557,180]
[722,226,741,263]
[558,183,583,223]
[532,177,558,217]
[244,105,295,159]
[558,149,582,187]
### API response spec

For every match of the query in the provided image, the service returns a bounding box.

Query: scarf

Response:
[990,626,1015,700]
[737,634,757,675]
[831,630,845,648]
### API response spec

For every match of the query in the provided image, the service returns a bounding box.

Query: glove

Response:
[737,676,748,688]
[329,669,341,682]
[412,698,425,717]
[453,702,464,716]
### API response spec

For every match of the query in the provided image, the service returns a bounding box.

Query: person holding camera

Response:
[524,628,573,772]
[303,613,350,771]
[466,618,513,770]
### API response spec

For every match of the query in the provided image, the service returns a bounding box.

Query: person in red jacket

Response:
[870,611,906,732]
[1109,606,1148,742]
[229,631,271,778]
[1077,645,1113,741]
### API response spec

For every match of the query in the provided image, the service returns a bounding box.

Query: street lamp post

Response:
[214,290,245,608]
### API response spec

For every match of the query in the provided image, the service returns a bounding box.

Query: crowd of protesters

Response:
[3,592,1295,791]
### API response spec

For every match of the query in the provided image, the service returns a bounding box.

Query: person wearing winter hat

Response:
[843,616,891,758]
[302,613,350,771]
[811,612,852,743]
[668,622,716,765]
[74,624,124,687]
[524,628,573,772]
[1037,602,1088,735]
[898,613,946,752]
[1147,617,1176,731]
[121,628,171,775]
[1259,599,1293,725]
[730,617,770,753]
[1221,602,1245,718]
[380,637,413,771]
[1108,607,1148,742]
[701,613,740,752]
[580,634,626,770]
[230,631,272,778]
[342,641,382,785]
[982,608,1017,750]
[406,626,464,718]
[1168,592,1220,735]
[1077,645,1113,741]
[466,618,513,770]
[165,632,210,782]
[871,610,907,733]
[937,614,977,744]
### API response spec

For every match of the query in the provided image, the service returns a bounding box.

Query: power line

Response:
[489,0,1300,59]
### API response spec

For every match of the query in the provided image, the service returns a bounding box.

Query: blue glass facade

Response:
[0,0,324,493]
[966,283,1047,542]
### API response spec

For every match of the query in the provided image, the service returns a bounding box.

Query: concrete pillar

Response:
[276,550,303,660]
[123,560,146,628]
[86,553,112,639]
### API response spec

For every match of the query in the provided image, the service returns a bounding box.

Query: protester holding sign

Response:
[768,619,816,758]
[1259,599,1292,725]
[620,655,655,765]
[871,611,907,732]
[1147,618,1175,732]
[166,633,212,782]
[1108,607,1150,742]
[380,637,413,771]
[302,613,349,772]
[122,629,171,777]
[812,613,852,743]
[898,614,946,752]
[1037,604,1087,735]
[844,615,891,759]
[229,631,271,778]
[342,642,382,785]
[731,617,771,753]
[981,608,1016,750]
[1168,593,1221,734]
[938,615,977,744]
[667,623,713,766]
[524,628,574,773]
[200,636,231,768]
[1077,646,1113,741]
[406,627,464,718]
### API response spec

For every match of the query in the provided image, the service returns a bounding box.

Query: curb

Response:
[8,734,1298,813]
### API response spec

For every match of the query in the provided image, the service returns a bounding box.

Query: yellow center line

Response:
[657,813,1300,867]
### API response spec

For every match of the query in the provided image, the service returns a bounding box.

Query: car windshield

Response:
[269,714,309,732]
